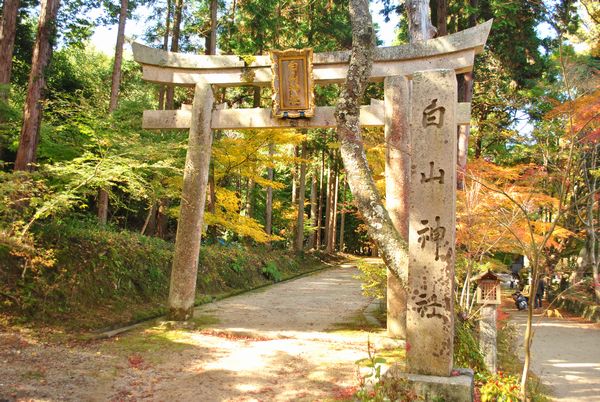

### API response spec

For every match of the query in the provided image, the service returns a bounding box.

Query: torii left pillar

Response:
[168,83,214,320]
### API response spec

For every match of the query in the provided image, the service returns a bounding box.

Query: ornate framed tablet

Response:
[270,48,315,118]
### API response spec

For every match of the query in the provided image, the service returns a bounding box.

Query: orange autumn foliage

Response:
[457,159,576,258]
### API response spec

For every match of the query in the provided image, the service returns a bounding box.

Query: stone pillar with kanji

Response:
[407,69,457,377]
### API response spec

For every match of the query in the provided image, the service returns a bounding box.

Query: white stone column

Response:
[407,69,457,377]
[384,76,411,338]
[480,304,497,373]
[168,82,214,320]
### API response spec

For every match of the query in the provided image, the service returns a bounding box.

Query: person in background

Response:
[535,276,546,308]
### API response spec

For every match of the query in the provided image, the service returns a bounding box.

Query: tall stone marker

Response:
[407,69,457,377]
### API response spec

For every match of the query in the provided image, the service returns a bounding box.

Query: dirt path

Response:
[1,262,399,401]
[510,310,600,401]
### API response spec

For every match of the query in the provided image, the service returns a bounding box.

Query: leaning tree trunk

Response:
[14,0,60,171]
[0,0,20,103]
[334,0,408,278]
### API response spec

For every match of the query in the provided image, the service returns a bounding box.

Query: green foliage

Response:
[262,261,282,282]
[454,319,487,374]
[479,372,521,402]
[354,340,420,402]
[355,259,387,299]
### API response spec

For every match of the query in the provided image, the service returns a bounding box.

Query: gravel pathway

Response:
[511,311,600,401]
[1,262,398,401]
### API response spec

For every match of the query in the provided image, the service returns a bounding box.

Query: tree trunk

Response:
[13,0,60,171]
[265,143,274,236]
[168,83,214,320]
[0,0,20,102]
[141,201,158,235]
[165,0,183,109]
[406,0,436,42]
[334,0,408,278]
[295,142,307,252]
[310,170,318,248]
[157,0,171,110]
[291,145,298,204]
[316,149,325,249]
[244,179,254,218]
[435,0,447,36]
[98,188,109,225]
[331,166,339,252]
[324,157,334,253]
[109,0,128,113]
[206,0,217,54]
[338,176,346,252]
[156,198,170,238]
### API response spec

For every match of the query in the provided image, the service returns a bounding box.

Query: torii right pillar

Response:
[404,69,474,400]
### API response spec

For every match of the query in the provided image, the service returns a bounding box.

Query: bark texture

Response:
[0,0,20,102]
[165,0,183,109]
[265,143,274,237]
[335,0,408,277]
[309,171,318,248]
[14,0,60,171]
[157,0,171,110]
[108,0,128,112]
[295,142,307,252]
[168,83,214,320]
[97,188,109,224]
[406,0,436,43]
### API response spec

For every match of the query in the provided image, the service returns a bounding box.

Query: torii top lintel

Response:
[132,20,492,88]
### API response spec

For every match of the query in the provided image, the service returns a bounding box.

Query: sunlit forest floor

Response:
[0,262,402,401]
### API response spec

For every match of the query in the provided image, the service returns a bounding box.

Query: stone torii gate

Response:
[133,20,490,391]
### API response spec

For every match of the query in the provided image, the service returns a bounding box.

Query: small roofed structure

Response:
[474,270,501,305]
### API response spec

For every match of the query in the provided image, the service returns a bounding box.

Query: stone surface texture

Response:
[479,304,497,373]
[384,75,411,338]
[168,83,214,319]
[407,69,457,376]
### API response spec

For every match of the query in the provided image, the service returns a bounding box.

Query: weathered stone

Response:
[407,69,457,377]
[384,76,411,339]
[479,304,497,373]
[386,366,474,402]
[133,21,492,87]
[142,102,471,131]
[132,20,491,70]
[167,83,214,320]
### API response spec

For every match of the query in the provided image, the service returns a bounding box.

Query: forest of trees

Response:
[0,0,599,399]
[1,0,598,322]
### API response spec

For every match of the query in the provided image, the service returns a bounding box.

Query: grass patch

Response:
[1,219,329,332]
[327,312,384,334]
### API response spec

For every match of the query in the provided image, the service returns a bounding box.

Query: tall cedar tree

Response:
[0,0,20,102]
[14,0,60,171]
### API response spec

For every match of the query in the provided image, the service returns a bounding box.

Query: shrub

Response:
[480,372,520,402]
[454,318,487,374]
[355,259,386,299]
[262,262,282,282]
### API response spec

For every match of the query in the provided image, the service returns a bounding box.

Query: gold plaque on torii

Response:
[270,48,315,118]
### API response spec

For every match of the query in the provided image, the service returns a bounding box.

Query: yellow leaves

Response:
[205,188,281,243]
